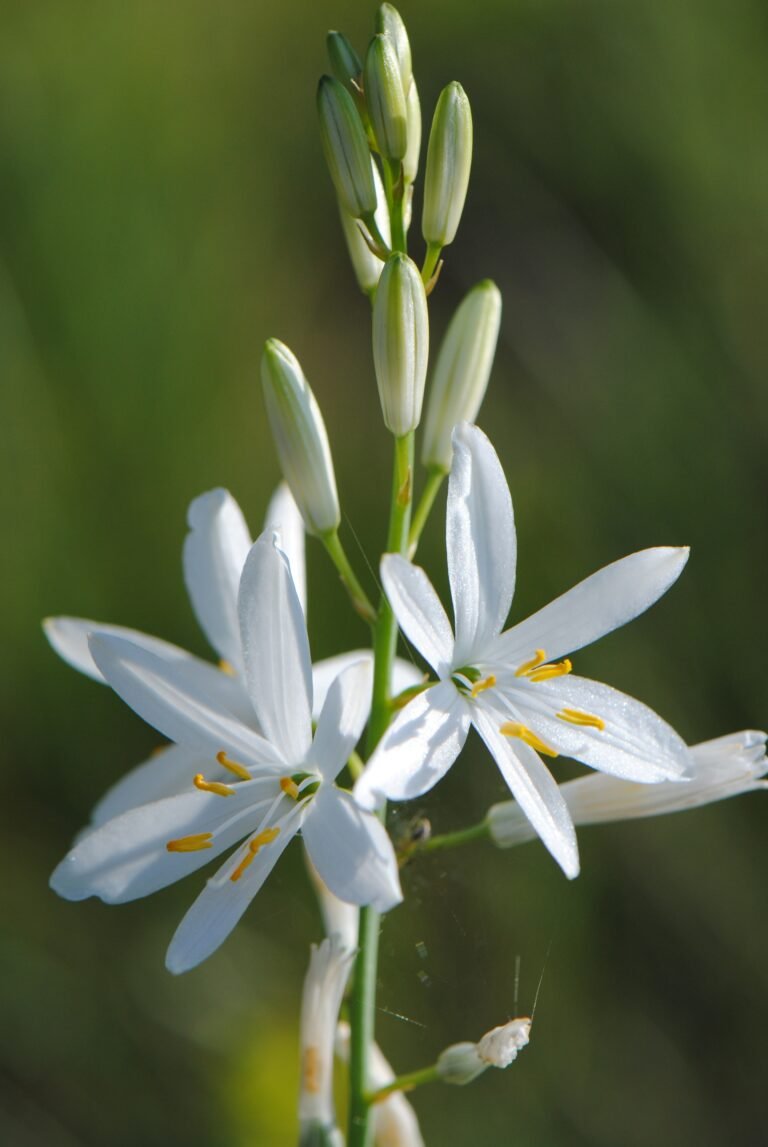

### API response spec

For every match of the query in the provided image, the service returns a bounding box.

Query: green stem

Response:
[382,159,406,254]
[418,818,491,855]
[421,240,442,285]
[408,465,447,556]
[348,431,414,1147]
[320,529,376,625]
[364,1063,441,1106]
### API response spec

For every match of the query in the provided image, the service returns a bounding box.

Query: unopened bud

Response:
[422,82,473,247]
[326,31,363,92]
[364,34,407,162]
[317,76,377,219]
[436,1017,531,1085]
[421,280,502,471]
[403,79,422,186]
[373,253,429,436]
[339,158,391,294]
[376,4,412,92]
[261,339,340,535]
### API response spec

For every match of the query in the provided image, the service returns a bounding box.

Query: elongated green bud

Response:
[422,280,502,470]
[422,82,473,247]
[326,31,362,91]
[403,78,421,185]
[373,253,429,436]
[364,34,407,162]
[261,339,340,535]
[339,159,391,294]
[317,76,376,219]
[375,4,412,92]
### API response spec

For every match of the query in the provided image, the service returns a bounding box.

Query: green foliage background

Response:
[2,1,767,1143]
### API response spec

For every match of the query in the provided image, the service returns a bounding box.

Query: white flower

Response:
[488,730,768,848]
[336,1021,425,1147]
[44,485,420,827]
[355,423,692,878]
[50,535,402,973]
[436,1018,531,1085]
[299,937,355,1135]
[306,855,360,956]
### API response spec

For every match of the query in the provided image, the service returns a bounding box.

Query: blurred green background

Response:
[2,0,767,1143]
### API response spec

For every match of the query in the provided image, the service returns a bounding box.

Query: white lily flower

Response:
[306,854,360,955]
[488,730,767,848]
[299,936,354,1139]
[44,485,420,826]
[355,423,692,878]
[336,1021,425,1147]
[50,534,403,973]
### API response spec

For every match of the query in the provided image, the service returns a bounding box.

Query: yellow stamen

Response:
[280,776,300,800]
[216,750,251,781]
[471,674,497,698]
[302,1046,321,1094]
[557,708,606,731]
[500,722,559,758]
[219,659,235,676]
[528,658,572,683]
[515,649,547,677]
[194,773,235,797]
[166,833,213,853]
[229,826,281,882]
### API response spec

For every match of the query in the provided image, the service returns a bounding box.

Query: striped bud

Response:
[339,159,391,294]
[364,34,407,162]
[403,78,422,186]
[375,4,412,92]
[372,253,429,436]
[326,31,363,92]
[317,76,376,219]
[422,82,473,247]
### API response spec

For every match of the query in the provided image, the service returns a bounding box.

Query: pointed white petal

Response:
[511,674,691,782]
[354,681,470,810]
[165,809,301,973]
[43,617,195,684]
[264,483,306,615]
[472,703,579,878]
[51,784,276,903]
[183,489,252,670]
[447,424,516,666]
[90,633,285,770]
[309,660,373,781]
[90,744,212,826]
[238,534,313,762]
[311,651,423,721]
[381,554,454,676]
[494,546,689,669]
[303,787,402,913]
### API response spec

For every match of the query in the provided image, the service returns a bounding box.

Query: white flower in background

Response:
[306,854,360,955]
[355,423,692,878]
[436,1018,531,1085]
[488,730,768,848]
[44,485,420,826]
[299,936,355,1146]
[336,1021,425,1147]
[50,535,402,973]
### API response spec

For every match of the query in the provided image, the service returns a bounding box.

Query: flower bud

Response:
[364,34,408,162]
[436,1018,531,1085]
[373,253,429,436]
[403,78,422,186]
[298,937,354,1136]
[375,4,412,92]
[436,1042,486,1085]
[421,280,502,471]
[317,76,377,219]
[326,30,363,92]
[261,339,340,535]
[422,82,473,247]
[339,158,391,295]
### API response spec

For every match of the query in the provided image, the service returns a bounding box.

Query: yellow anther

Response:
[219,660,235,676]
[194,773,235,797]
[280,776,300,800]
[515,649,547,677]
[527,658,572,683]
[500,722,559,758]
[166,833,213,853]
[229,826,281,882]
[302,1046,321,1094]
[216,750,251,781]
[557,708,606,731]
[471,674,497,698]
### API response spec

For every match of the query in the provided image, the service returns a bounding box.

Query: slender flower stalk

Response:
[337,1022,426,1146]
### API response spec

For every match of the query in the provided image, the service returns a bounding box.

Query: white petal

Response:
[43,616,194,684]
[447,424,516,666]
[381,554,454,676]
[90,744,213,826]
[90,633,285,770]
[354,681,470,810]
[493,546,689,668]
[512,674,691,782]
[165,809,301,973]
[311,651,424,721]
[472,703,579,878]
[303,787,402,913]
[183,489,252,670]
[309,660,373,781]
[264,483,306,615]
[51,785,276,903]
[238,534,313,762]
